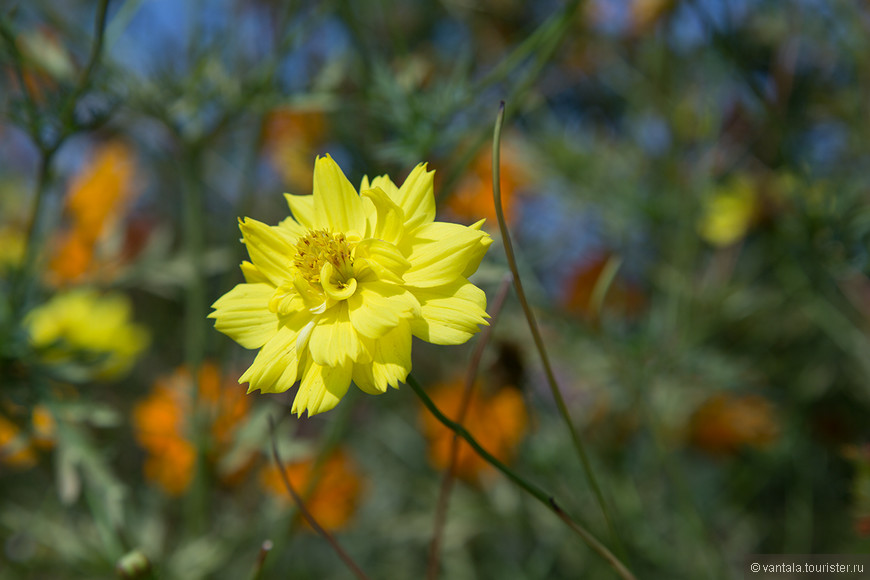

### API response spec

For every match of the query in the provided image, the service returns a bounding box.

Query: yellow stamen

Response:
[294,229,356,293]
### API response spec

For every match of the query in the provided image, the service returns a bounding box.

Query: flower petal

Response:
[239,218,295,287]
[239,325,300,394]
[409,279,489,345]
[369,319,411,391]
[353,238,410,284]
[360,186,404,244]
[277,215,306,241]
[284,193,316,229]
[347,280,420,339]
[402,222,493,287]
[395,163,435,229]
[307,302,367,366]
[293,357,352,417]
[313,155,365,233]
[240,261,270,284]
[210,283,279,349]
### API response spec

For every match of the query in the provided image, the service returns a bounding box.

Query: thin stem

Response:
[13,152,54,313]
[267,416,371,580]
[247,540,273,580]
[59,0,111,131]
[436,0,581,204]
[491,102,625,554]
[426,273,513,580]
[0,16,40,138]
[408,375,636,580]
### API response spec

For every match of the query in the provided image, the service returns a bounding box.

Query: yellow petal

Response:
[409,279,489,345]
[277,215,307,241]
[239,218,295,287]
[240,261,270,284]
[313,155,365,233]
[307,302,367,366]
[360,186,404,244]
[239,325,300,394]
[293,357,352,417]
[284,193,316,229]
[353,238,410,284]
[395,163,435,229]
[352,362,380,394]
[369,174,399,197]
[369,319,412,391]
[210,283,280,349]
[347,280,420,339]
[402,222,492,287]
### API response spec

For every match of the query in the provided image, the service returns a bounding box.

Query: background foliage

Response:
[2,0,870,578]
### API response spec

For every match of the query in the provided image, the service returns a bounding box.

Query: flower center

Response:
[294,229,357,300]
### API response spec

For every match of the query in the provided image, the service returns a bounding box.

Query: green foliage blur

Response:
[2,0,870,578]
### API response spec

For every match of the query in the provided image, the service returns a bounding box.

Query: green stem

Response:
[13,151,55,313]
[0,16,41,138]
[426,274,513,580]
[491,103,625,556]
[247,540,274,580]
[180,147,208,533]
[60,0,111,129]
[407,375,636,580]
[436,0,582,204]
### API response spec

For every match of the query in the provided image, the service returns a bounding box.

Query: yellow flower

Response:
[210,155,492,416]
[25,288,149,379]
[698,176,758,247]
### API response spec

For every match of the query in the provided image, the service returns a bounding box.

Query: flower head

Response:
[25,288,149,379]
[689,393,779,455]
[210,155,492,416]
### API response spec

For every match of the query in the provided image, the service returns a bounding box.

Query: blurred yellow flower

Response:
[0,226,26,271]
[48,141,137,285]
[210,155,492,417]
[132,363,254,496]
[25,288,149,379]
[419,379,528,483]
[698,176,758,247]
[689,393,779,456]
[259,449,364,531]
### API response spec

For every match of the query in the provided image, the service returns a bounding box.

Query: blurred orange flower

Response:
[561,253,646,321]
[132,363,253,496]
[448,137,531,225]
[689,393,779,456]
[48,141,138,285]
[419,379,528,483]
[0,415,37,470]
[262,109,326,191]
[259,449,364,531]
[0,405,56,470]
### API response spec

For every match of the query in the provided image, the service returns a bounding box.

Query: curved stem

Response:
[408,375,635,580]
[267,416,371,580]
[491,102,625,555]
[426,273,513,580]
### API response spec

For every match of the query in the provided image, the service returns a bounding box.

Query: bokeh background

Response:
[2,0,870,578]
